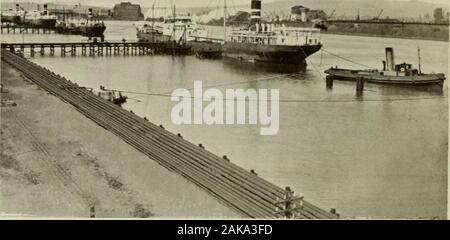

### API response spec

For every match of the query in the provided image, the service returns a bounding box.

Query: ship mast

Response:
[151,3,155,43]
[223,0,227,42]
[418,47,422,74]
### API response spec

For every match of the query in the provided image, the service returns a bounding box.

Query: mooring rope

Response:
[106,88,446,103]
[321,48,377,69]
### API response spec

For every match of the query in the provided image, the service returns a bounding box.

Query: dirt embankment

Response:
[0,61,240,219]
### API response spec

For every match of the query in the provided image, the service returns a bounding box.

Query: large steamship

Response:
[23,4,57,28]
[1,4,25,24]
[222,0,322,65]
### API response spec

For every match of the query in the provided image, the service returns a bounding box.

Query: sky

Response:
[4,0,448,8]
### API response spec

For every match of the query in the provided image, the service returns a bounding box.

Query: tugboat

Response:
[324,47,446,86]
[1,4,25,24]
[23,4,57,28]
[222,0,322,66]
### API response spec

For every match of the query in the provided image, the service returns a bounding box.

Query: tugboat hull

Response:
[325,68,446,85]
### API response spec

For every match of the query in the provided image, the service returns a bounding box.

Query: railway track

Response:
[1,49,339,219]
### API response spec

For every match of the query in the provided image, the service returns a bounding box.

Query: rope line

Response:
[107,88,446,103]
[321,48,377,69]
[159,73,300,94]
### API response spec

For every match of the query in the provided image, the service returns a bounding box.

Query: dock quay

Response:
[1,49,339,219]
[1,42,169,57]
[1,24,56,34]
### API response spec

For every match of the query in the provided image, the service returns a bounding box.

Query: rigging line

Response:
[105,89,447,103]
[321,48,376,69]
[299,46,326,80]
[157,72,301,94]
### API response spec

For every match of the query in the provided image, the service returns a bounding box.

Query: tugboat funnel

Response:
[385,47,395,71]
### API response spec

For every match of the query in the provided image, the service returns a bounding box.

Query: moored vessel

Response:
[1,4,25,24]
[222,0,322,66]
[324,47,446,86]
[23,4,57,28]
[136,6,209,54]
[55,8,106,38]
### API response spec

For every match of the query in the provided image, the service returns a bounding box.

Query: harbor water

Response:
[3,21,448,219]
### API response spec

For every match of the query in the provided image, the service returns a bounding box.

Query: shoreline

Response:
[1,51,338,219]
[0,59,241,218]
[321,31,449,43]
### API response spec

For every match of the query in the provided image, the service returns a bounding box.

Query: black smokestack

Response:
[43,4,48,15]
[250,0,261,26]
[385,47,395,71]
[88,8,93,21]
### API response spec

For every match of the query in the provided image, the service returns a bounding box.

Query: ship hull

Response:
[137,31,171,43]
[189,41,223,59]
[79,25,106,37]
[24,18,57,28]
[137,31,191,55]
[222,42,322,65]
[1,15,21,24]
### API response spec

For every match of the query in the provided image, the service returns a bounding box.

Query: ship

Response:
[55,8,106,38]
[222,0,322,65]
[23,4,57,28]
[324,47,446,86]
[1,4,25,24]
[136,9,208,54]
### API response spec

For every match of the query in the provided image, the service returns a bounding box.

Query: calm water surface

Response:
[3,21,448,219]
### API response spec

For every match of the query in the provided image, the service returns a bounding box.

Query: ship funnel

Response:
[88,8,93,21]
[16,4,20,11]
[385,47,395,71]
[250,0,262,26]
[43,4,48,15]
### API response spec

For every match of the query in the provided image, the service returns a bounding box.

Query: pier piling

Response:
[326,76,334,89]
[356,77,365,96]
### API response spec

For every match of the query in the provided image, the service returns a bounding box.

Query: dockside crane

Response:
[328,9,335,19]
[373,9,384,20]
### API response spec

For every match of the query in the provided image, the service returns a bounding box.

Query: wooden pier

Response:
[1,49,339,219]
[1,42,168,57]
